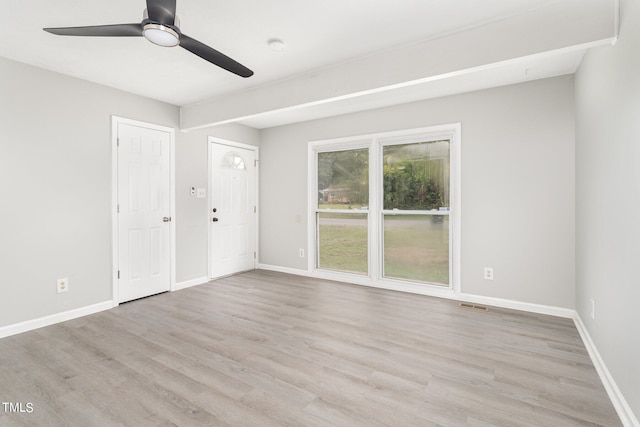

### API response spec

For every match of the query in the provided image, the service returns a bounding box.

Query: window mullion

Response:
[369,138,381,281]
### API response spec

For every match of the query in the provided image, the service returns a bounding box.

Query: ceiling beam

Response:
[181,0,617,131]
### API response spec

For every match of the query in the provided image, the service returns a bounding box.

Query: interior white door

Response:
[209,143,257,278]
[117,122,172,303]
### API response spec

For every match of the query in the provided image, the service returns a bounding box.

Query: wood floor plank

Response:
[0,270,621,426]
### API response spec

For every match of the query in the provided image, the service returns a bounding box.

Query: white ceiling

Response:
[1,0,616,129]
[238,49,587,129]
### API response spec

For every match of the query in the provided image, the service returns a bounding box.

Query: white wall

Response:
[0,55,260,329]
[575,0,640,421]
[0,57,179,327]
[260,76,576,309]
[176,124,260,283]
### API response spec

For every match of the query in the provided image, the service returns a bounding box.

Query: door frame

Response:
[111,116,176,306]
[207,136,259,279]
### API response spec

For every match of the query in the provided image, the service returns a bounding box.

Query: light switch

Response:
[197,188,206,198]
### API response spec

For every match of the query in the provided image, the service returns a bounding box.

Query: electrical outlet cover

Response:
[57,278,69,293]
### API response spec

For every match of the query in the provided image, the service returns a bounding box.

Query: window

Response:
[310,125,459,292]
[222,152,246,170]
[316,148,369,274]
[382,140,450,285]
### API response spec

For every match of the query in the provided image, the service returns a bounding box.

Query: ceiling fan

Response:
[43,0,253,78]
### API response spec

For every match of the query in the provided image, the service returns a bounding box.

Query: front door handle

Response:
[212,217,219,222]
[162,217,172,223]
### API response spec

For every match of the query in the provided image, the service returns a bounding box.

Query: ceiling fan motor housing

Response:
[142,8,181,47]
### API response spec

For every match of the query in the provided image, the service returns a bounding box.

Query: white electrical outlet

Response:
[299,249,305,258]
[483,267,494,280]
[196,188,206,198]
[590,299,595,320]
[57,278,69,294]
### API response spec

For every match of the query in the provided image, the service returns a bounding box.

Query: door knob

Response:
[162,217,172,222]
[212,217,219,222]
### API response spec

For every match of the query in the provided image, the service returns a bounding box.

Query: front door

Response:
[117,120,173,303]
[209,142,257,278]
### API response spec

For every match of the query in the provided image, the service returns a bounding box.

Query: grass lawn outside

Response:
[383,215,449,285]
[318,213,449,285]
[318,213,368,274]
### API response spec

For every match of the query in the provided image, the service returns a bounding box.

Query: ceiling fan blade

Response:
[44,23,142,37]
[179,34,253,78]
[146,0,177,26]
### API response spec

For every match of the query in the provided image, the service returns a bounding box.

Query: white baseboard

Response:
[574,314,639,427]
[458,293,575,318]
[257,263,309,277]
[258,264,572,318]
[0,301,113,340]
[259,263,457,297]
[175,276,210,291]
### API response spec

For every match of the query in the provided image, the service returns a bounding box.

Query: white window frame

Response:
[313,140,372,279]
[307,124,461,299]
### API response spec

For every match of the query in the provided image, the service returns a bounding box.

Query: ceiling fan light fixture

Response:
[143,23,179,47]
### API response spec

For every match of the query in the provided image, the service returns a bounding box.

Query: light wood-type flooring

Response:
[0,270,621,426]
